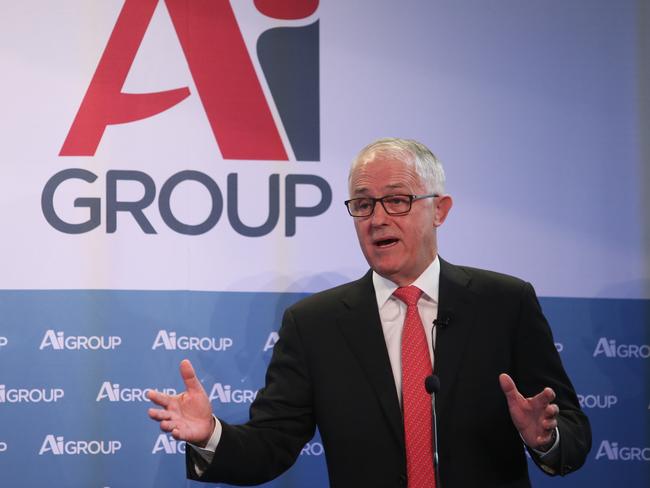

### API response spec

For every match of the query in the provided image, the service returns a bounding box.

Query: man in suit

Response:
[148,138,591,487]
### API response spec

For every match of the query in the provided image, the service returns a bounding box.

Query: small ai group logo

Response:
[96,381,177,402]
[39,435,122,456]
[39,330,122,351]
[152,330,233,351]
[0,385,64,404]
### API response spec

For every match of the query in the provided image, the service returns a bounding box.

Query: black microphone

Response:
[424,374,440,395]
[433,309,453,329]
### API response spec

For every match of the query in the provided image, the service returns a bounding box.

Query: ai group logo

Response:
[152,434,185,454]
[44,0,330,238]
[96,381,177,402]
[595,440,650,461]
[263,332,279,352]
[0,384,64,404]
[39,435,122,456]
[0,441,7,453]
[593,337,650,358]
[208,383,257,404]
[300,442,324,456]
[577,394,618,409]
[0,336,7,348]
[39,330,122,351]
[60,0,320,161]
[152,330,233,351]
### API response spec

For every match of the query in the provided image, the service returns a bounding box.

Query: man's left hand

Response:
[499,373,559,451]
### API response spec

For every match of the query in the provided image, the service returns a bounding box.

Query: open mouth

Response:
[374,238,398,248]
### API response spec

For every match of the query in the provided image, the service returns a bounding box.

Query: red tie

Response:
[394,286,436,488]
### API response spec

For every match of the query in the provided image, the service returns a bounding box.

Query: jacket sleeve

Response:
[514,282,592,476]
[187,307,316,485]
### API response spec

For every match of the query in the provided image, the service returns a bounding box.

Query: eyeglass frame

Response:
[344,193,439,217]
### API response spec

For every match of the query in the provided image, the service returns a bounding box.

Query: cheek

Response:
[404,223,431,250]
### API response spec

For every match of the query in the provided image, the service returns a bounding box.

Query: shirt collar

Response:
[372,256,440,309]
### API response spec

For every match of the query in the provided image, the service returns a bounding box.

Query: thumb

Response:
[179,359,204,394]
[499,373,519,402]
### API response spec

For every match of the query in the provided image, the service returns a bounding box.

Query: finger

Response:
[160,419,180,433]
[162,422,186,442]
[544,403,559,419]
[498,373,521,403]
[537,431,555,447]
[541,387,556,402]
[530,387,556,409]
[543,418,558,431]
[148,407,172,421]
[147,389,171,407]
[180,359,205,394]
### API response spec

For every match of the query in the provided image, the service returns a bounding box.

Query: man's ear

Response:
[433,195,453,227]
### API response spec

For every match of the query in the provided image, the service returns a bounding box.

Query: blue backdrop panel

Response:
[529,297,650,487]
[0,290,647,487]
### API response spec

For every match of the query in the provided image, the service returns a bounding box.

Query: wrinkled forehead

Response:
[348,154,422,195]
[352,146,415,173]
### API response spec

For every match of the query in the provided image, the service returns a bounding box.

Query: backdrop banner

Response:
[0,1,648,487]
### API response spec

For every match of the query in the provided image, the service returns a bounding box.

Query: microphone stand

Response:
[425,322,442,488]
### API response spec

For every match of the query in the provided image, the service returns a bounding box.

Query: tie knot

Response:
[393,285,422,307]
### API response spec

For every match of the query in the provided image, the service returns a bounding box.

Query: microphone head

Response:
[433,310,453,328]
[424,375,440,394]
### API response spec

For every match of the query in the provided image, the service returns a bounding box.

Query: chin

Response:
[372,263,401,280]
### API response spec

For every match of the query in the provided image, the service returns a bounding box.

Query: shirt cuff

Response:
[528,427,561,475]
[531,427,560,458]
[188,416,222,475]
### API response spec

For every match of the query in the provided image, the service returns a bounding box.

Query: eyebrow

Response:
[352,183,408,196]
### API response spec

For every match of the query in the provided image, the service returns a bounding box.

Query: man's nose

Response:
[370,201,390,225]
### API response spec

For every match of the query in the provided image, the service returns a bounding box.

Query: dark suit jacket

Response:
[189,259,591,487]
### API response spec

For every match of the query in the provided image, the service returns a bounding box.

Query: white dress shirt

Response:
[372,256,440,404]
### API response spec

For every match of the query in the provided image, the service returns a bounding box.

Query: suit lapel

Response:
[436,258,478,418]
[336,271,405,448]
[333,261,479,447]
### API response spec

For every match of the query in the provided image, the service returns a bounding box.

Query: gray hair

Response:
[348,138,446,195]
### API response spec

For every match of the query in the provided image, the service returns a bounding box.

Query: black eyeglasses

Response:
[344,193,438,217]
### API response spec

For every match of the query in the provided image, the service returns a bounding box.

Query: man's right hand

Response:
[147,359,215,447]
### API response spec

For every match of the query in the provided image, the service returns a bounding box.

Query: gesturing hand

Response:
[147,359,215,447]
[499,373,559,451]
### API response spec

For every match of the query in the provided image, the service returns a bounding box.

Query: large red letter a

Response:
[60,0,190,156]
[61,0,287,160]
